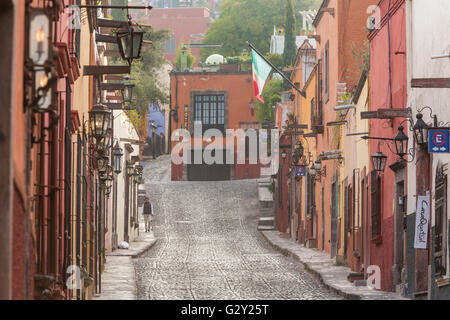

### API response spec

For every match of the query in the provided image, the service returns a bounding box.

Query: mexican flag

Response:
[251,49,272,103]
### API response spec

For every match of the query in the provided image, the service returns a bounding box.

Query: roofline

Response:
[170,70,251,76]
[352,70,369,103]
[313,0,330,27]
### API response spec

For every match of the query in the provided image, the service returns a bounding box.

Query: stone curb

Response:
[260,230,409,300]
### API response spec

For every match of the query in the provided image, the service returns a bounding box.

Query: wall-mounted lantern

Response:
[413,113,429,146]
[394,126,409,159]
[89,104,111,143]
[29,9,51,67]
[117,18,144,64]
[371,151,388,173]
[113,142,124,174]
[121,76,134,105]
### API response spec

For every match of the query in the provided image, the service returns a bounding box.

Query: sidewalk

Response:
[93,225,156,300]
[260,230,409,300]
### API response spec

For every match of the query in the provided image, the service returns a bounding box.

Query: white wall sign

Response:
[414,194,430,249]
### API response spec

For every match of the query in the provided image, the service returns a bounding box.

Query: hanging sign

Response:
[414,194,430,249]
[428,129,450,153]
[295,165,306,177]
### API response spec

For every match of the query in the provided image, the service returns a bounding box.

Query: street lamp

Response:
[371,151,388,172]
[29,8,51,67]
[413,113,429,145]
[281,150,287,161]
[96,154,109,172]
[113,142,124,174]
[89,104,111,142]
[105,175,113,196]
[394,126,409,158]
[121,76,134,105]
[296,141,304,158]
[116,19,144,64]
[126,163,135,176]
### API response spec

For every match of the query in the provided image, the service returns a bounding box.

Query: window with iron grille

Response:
[194,94,225,133]
[434,164,448,278]
[371,170,382,238]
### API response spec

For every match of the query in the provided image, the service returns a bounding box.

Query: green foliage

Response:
[265,53,283,69]
[255,79,283,124]
[351,40,370,73]
[129,27,171,115]
[200,0,321,62]
[174,44,196,71]
[283,0,297,67]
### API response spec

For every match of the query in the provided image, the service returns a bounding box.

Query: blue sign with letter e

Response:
[429,129,450,153]
[295,165,306,177]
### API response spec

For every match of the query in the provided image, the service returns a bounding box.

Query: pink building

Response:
[137,7,213,65]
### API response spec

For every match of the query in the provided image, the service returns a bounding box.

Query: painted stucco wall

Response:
[407,0,450,298]
[113,111,140,246]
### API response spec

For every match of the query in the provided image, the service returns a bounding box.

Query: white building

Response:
[406,0,450,298]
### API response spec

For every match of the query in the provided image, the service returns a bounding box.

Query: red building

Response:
[169,69,263,181]
[137,7,213,65]
[367,0,407,292]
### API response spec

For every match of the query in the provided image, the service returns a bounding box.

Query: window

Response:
[324,41,329,103]
[434,164,448,278]
[194,94,225,133]
[371,171,382,238]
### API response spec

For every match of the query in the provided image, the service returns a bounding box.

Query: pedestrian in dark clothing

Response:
[143,198,154,232]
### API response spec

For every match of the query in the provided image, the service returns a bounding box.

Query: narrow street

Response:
[134,156,342,300]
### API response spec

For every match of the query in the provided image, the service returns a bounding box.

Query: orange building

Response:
[309,0,378,259]
[169,70,262,181]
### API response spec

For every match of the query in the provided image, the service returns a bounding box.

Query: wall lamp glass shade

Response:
[413,113,429,145]
[309,164,316,176]
[127,164,135,176]
[29,9,51,66]
[314,159,322,171]
[105,175,113,190]
[394,126,409,158]
[113,143,124,174]
[297,143,304,158]
[121,76,134,104]
[281,150,287,159]
[35,70,52,110]
[96,155,109,172]
[371,151,387,172]
[117,25,144,62]
[101,128,113,149]
[89,104,111,140]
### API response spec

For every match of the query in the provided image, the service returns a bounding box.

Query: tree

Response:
[283,0,297,67]
[255,79,283,124]
[174,44,196,71]
[200,0,321,62]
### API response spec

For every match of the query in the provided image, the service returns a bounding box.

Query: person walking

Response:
[143,197,154,232]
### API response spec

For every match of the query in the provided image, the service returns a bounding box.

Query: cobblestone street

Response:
[134,156,342,300]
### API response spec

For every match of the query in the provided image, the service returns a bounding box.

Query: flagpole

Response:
[246,41,306,98]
